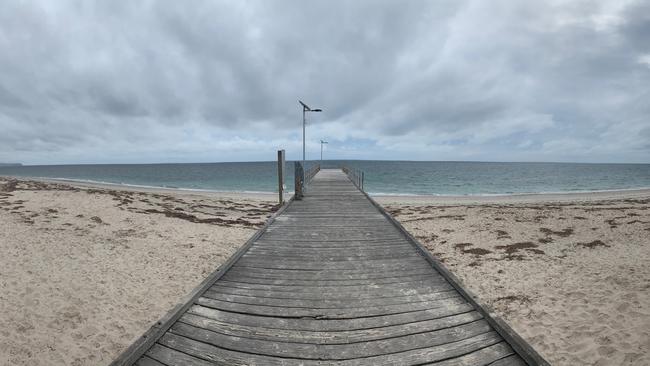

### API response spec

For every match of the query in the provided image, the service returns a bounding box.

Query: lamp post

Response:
[320,140,328,163]
[299,100,322,168]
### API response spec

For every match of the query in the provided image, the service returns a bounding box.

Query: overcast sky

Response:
[1,0,649,165]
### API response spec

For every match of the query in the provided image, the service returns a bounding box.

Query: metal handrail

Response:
[342,165,364,192]
[304,163,320,185]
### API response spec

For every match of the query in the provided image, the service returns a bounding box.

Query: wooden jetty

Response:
[112,169,548,365]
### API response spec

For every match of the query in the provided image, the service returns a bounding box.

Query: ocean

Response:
[1,161,649,196]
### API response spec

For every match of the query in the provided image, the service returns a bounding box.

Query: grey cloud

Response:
[0,0,648,164]
[621,1,650,52]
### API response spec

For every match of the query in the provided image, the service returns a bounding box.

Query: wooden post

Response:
[361,171,365,192]
[277,150,285,204]
[294,161,304,200]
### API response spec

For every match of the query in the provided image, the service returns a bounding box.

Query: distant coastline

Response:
[0,163,22,167]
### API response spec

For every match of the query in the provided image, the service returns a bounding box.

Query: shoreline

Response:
[374,187,650,204]
[3,175,650,204]
[1,176,278,201]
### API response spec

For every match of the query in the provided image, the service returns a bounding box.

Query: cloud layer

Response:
[1,0,649,164]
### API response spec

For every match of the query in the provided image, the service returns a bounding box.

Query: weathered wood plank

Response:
[206,286,454,302]
[247,243,412,251]
[169,320,493,359]
[251,241,413,250]
[235,257,429,270]
[188,303,476,331]
[422,342,515,365]
[157,332,304,366]
[157,331,505,365]
[339,332,504,365]
[195,294,465,318]
[210,278,451,294]
[225,266,435,280]
[133,356,165,366]
[201,287,457,307]
[177,311,483,344]
[145,343,222,366]
[246,246,417,255]
[217,273,445,288]
[242,252,418,261]
[230,266,436,279]
[254,237,406,243]
[487,355,528,366]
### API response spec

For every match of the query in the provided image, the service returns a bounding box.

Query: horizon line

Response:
[3,159,650,167]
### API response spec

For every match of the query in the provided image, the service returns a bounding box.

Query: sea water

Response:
[1,161,649,196]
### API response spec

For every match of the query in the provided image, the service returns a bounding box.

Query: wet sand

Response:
[374,187,650,205]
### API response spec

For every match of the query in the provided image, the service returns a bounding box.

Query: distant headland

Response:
[0,163,22,167]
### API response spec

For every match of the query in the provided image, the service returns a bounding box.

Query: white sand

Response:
[0,177,275,366]
[379,193,650,365]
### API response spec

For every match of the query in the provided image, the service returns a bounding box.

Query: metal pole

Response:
[302,107,306,167]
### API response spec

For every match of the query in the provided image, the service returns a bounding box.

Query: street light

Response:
[299,100,322,167]
[320,140,328,163]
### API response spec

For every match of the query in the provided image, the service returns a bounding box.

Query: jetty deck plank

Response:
[112,169,548,365]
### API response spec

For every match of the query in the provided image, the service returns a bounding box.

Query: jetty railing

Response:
[342,166,364,192]
[294,162,320,200]
[305,163,320,185]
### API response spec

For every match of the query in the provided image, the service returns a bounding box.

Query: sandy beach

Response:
[0,177,275,366]
[1,177,649,365]
[377,193,650,365]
